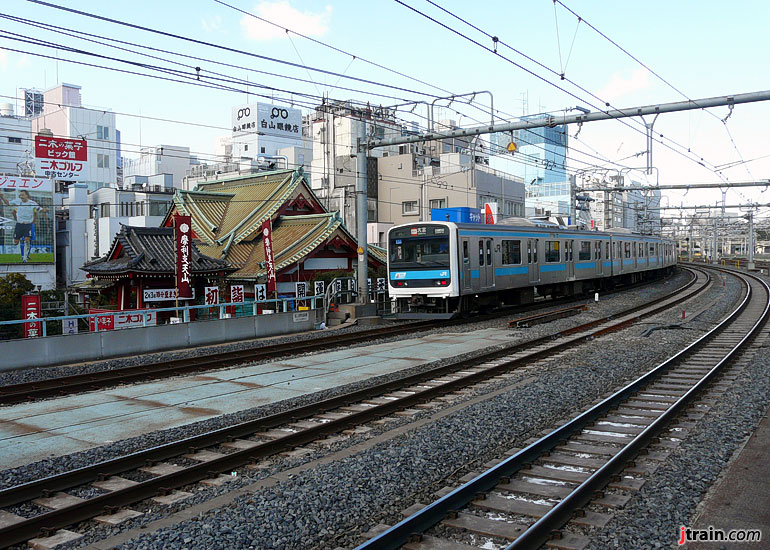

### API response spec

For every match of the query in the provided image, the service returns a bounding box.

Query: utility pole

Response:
[712,217,719,265]
[356,119,369,305]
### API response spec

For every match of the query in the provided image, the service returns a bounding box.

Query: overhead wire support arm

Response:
[367,89,770,149]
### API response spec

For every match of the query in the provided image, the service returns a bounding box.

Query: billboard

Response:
[0,176,54,264]
[232,102,302,141]
[35,135,88,181]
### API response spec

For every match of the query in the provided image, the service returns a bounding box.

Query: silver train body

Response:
[387,220,677,316]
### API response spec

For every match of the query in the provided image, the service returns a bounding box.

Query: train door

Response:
[482,239,495,288]
[595,241,603,276]
[527,239,539,284]
[566,240,575,279]
[461,239,471,290]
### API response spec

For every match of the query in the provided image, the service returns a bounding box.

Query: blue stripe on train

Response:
[495,266,529,276]
[540,264,566,272]
[575,262,596,270]
[390,269,450,280]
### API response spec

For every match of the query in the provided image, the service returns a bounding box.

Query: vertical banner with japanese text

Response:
[175,215,193,299]
[204,286,220,305]
[230,284,244,303]
[21,294,41,338]
[261,218,277,293]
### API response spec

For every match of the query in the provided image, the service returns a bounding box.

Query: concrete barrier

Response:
[0,310,319,371]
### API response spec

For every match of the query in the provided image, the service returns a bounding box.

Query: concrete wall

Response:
[1,309,321,371]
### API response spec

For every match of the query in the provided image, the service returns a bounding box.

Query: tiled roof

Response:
[368,244,387,265]
[172,169,302,247]
[228,212,350,280]
[83,226,230,275]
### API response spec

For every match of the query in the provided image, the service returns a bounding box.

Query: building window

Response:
[260,146,266,154]
[100,202,110,217]
[96,125,109,140]
[402,201,418,215]
[545,241,560,262]
[7,136,21,144]
[97,154,110,168]
[578,241,591,261]
[149,201,167,216]
[244,144,248,151]
[502,240,521,265]
[429,199,446,210]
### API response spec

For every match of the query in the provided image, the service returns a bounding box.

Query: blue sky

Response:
[1,0,769,214]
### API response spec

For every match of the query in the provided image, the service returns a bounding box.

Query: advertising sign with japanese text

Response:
[88,309,157,331]
[230,285,245,303]
[174,215,193,299]
[34,135,88,181]
[295,282,307,299]
[314,280,324,297]
[0,176,54,264]
[22,294,41,338]
[261,218,277,293]
[204,286,220,305]
[254,284,267,302]
[231,102,302,142]
[143,288,196,302]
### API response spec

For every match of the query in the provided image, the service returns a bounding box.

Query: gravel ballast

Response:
[4,267,755,550]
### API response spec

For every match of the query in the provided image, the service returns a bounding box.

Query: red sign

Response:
[34,135,88,181]
[261,218,277,293]
[21,294,42,338]
[175,215,193,299]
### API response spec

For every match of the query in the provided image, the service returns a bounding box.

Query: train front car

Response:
[387,222,459,318]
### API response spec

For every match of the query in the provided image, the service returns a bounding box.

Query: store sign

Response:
[231,102,302,141]
[175,215,193,298]
[143,288,196,302]
[34,135,88,181]
[377,278,386,292]
[261,218,277,293]
[88,309,157,331]
[62,318,78,335]
[21,294,41,338]
[204,286,220,305]
[230,284,244,303]
[0,176,54,265]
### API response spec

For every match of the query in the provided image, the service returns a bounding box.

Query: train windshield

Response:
[389,235,450,268]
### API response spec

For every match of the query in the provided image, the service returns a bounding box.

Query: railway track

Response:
[0,267,708,548]
[0,272,677,406]
[356,266,768,550]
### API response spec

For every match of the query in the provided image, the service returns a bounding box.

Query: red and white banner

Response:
[22,294,41,338]
[204,286,220,305]
[88,309,157,331]
[261,218,277,293]
[484,202,498,225]
[175,215,193,299]
[34,135,88,181]
[143,288,196,302]
[230,285,244,303]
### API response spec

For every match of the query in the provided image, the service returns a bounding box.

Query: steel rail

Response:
[357,266,763,550]
[0,271,679,405]
[0,268,703,548]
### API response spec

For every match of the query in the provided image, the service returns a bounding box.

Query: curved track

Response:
[356,266,768,550]
[0,268,706,548]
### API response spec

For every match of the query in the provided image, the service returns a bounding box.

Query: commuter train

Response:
[387,219,677,317]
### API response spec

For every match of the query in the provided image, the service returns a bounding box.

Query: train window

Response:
[545,241,560,262]
[579,241,591,261]
[649,243,655,255]
[527,241,532,263]
[624,242,631,259]
[606,242,610,259]
[502,240,522,264]
[639,243,644,257]
[479,241,484,266]
[463,241,469,264]
[486,240,492,265]
[534,240,538,263]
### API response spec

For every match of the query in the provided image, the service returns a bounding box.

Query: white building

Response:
[30,83,118,191]
[122,144,193,189]
[0,103,33,175]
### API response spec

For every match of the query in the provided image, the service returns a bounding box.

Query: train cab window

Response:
[545,241,560,262]
[486,240,492,265]
[578,241,591,261]
[463,241,469,264]
[479,241,484,266]
[502,240,522,264]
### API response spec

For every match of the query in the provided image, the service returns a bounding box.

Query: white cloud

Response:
[240,1,331,41]
[596,68,651,103]
[201,15,223,33]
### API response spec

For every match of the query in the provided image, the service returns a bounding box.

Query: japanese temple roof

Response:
[167,168,322,248]
[83,226,231,276]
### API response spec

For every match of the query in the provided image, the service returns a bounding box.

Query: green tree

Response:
[0,273,35,338]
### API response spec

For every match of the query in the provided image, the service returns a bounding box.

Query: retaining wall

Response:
[1,310,320,371]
